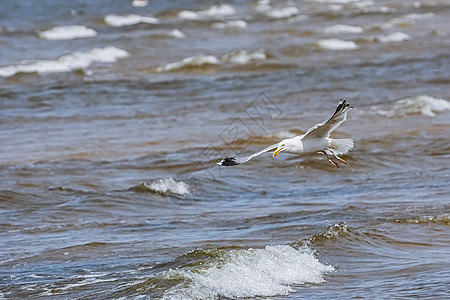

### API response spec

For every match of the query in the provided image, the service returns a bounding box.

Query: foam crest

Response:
[380,95,450,117]
[211,20,248,30]
[255,1,300,19]
[132,178,189,196]
[380,13,435,29]
[155,49,266,72]
[0,46,129,77]
[222,49,266,64]
[155,55,220,72]
[323,24,363,34]
[178,4,235,20]
[312,0,359,3]
[395,213,449,225]
[310,222,349,243]
[376,32,411,43]
[38,25,97,40]
[265,7,299,19]
[104,14,159,27]
[316,38,359,50]
[164,29,186,39]
[132,0,148,7]
[162,245,333,299]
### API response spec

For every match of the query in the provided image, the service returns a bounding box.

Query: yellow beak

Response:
[273,148,284,157]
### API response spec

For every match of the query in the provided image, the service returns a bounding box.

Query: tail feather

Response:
[330,138,353,155]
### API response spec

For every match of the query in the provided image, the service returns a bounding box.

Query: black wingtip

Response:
[337,99,351,111]
[217,157,240,166]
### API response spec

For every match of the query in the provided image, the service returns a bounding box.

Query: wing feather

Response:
[217,143,278,166]
[303,99,352,140]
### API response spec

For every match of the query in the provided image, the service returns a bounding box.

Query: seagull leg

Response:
[320,151,340,168]
[329,149,348,165]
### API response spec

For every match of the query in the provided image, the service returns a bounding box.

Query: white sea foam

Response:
[312,0,359,3]
[316,38,359,50]
[222,49,266,64]
[155,49,267,72]
[265,7,299,19]
[155,55,220,72]
[132,0,148,7]
[145,178,189,196]
[0,46,129,77]
[104,14,159,27]
[164,29,187,39]
[38,25,97,40]
[376,32,411,43]
[323,24,363,34]
[379,13,434,29]
[371,95,450,118]
[211,20,248,30]
[178,4,235,20]
[387,95,450,117]
[254,0,300,19]
[255,0,272,13]
[360,5,395,14]
[162,245,334,299]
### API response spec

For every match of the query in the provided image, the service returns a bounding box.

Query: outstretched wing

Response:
[217,143,278,166]
[302,99,352,140]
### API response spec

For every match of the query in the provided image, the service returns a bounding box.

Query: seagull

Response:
[217,99,353,168]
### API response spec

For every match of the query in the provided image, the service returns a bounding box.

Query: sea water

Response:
[1,0,449,299]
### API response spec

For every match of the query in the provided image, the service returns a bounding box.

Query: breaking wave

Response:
[155,49,266,72]
[38,25,97,40]
[376,95,450,118]
[323,24,364,34]
[0,47,129,77]
[395,213,449,225]
[161,244,334,299]
[178,4,235,20]
[104,14,159,27]
[310,222,350,243]
[211,20,248,30]
[130,178,189,196]
[374,32,411,43]
[316,38,359,50]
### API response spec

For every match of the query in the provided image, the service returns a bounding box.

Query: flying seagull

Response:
[217,99,353,168]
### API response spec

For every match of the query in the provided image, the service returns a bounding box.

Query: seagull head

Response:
[273,139,289,157]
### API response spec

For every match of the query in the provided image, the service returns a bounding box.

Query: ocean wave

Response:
[316,38,359,50]
[104,14,159,27]
[379,13,435,29]
[211,20,248,30]
[255,1,300,19]
[375,32,411,43]
[130,178,189,196]
[310,222,349,243]
[0,46,129,77]
[265,7,300,19]
[222,49,266,64]
[160,29,187,39]
[322,24,364,34]
[154,49,267,72]
[38,25,97,40]
[312,0,360,3]
[161,245,333,299]
[359,5,396,14]
[155,55,220,72]
[395,213,449,225]
[376,95,450,118]
[178,4,235,20]
[132,0,148,7]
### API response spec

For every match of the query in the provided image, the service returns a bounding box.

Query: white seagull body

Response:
[217,99,353,168]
